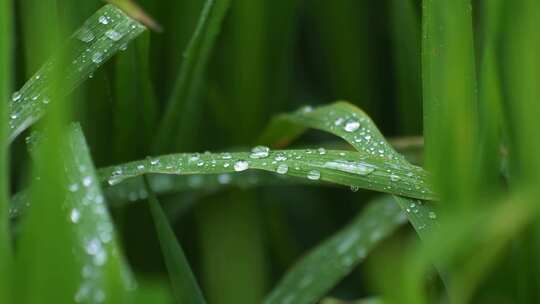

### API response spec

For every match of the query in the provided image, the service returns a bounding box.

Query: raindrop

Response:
[82,176,93,187]
[429,211,437,219]
[77,27,95,43]
[105,29,123,41]
[307,170,321,180]
[234,160,249,172]
[250,146,270,159]
[98,15,109,25]
[11,91,21,102]
[70,208,81,223]
[390,174,401,182]
[69,183,79,192]
[91,52,104,64]
[222,153,232,159]
[276,164,288,175]
[324,160,375,176]
[350,186,359,192]
[318,147,326,155]
[344,120,360,132]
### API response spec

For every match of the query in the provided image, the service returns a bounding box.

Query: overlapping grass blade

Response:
[8,4,146,142]
[259,102,438,228]
[17,123,135,302]
[155,0,231,152]
[99,149,434,201]
[264,196,405,304]
[0,0,13,301]
[144,177,207,304]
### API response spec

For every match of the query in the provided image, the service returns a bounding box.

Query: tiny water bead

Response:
[276,163,289,175]
[307,170,321,180]
[234,160,249,172]
[428,211,437,219]
[11,91,22,102]
[250,146,270,159]
[344,119,360,132]
[70,208,81,223]
[77,27,95,43]
[390,174,401,182]
[324,160,375,176]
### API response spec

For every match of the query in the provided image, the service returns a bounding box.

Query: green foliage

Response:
[3,1,539,303]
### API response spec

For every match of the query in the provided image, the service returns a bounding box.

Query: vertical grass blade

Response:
[155,0,231,152]
[0,0,13,302]
[389,0,422,134]
[144,177,207,304]
[421,0,478,207]
[18,124,135,303]
[264,196,406,304]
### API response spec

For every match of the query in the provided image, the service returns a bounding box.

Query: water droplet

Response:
[324,160,375,176]
[318,147,326,155]
[307,170,321,180]
[42,98,50,104]
[77,27,95,43]
[82,176,93,187]
[234,160,249,172]
[105,29,123,41]
[98,15,109,25]
[137,164,145,170]
[250,146,270,159]
[70,209,81,223]
[222,153,232,159]
[150,158,159,165]
[91,52,103,64]
[344,120,360,132]
[350,186,359,192]
[11,91,21,102]
[334,117,344,126]
[429,211,437,219]
[218,174,231,184]
[390,174,401,182]
[276,164,288,174]
[69,183,80,192]
[275,154,287,161]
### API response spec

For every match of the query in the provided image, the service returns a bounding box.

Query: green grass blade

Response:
[8,4,146,142]
[18,124,135,303]
[264,196,405,304]
[144,177,207,304]
[422,0,478,207]
[155,0,231,152]
[99,149,434,201]
[0,0,13,301]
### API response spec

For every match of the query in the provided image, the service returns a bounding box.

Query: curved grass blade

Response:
[17,124,135,303]
[100,149,435,201]
[264,196,406,304]
[155,0,231,152]
[0,0,13,301]
[258,102,441,263]
[144,177,206,304]
[8,4,146,142]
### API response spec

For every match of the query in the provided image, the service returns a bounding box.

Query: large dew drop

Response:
[234,160,249,172]
[344,120,360,132]
[276,164,289,175]
[324,160,375,176]
[105,29,123,41]
[307,170,321,180]
[250,146,270,159]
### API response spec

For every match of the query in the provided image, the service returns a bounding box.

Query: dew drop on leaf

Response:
[307,170,321,180]
[276,163,289,174]
[250,146,270,159]
[344,120,360,132]
[234,160,249,172]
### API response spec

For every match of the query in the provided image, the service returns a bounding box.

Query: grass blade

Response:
[264,196,405,304]
[155,0,231,152]
[0,0,13,301]
[422,0,478,207]
[144,177,207,304]
[99,149,435,201]
[8,4,146,142]
[17,124,135,303]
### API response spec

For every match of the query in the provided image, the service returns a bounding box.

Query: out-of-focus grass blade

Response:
[422,0,478,207]
[106,0,162,31]
[155,0,231,152]
[144,177,207,304]
[0,0,13,301]
[99,149,435,200]
[17,124,135,303]
[264,196,405,304]
[389,0,422,134]
[320,298,382,304]
[8,4,146,142]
